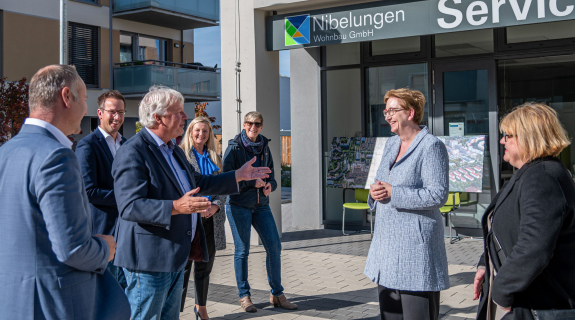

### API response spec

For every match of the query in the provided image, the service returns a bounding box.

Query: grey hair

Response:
[29,65,81,112]
[138,85,185,128]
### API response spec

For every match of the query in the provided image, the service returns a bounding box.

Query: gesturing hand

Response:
[95,234,116,262]
[172,187,211,215]
[255,178,266,188]
[235,157,271,182]
[263,182,272,196]
[201,204,220,218]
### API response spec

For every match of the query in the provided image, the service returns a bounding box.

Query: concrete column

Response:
[290,47,322,229]
[221,1,281,244]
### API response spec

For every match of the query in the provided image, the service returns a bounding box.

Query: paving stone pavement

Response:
[179,228,484,320]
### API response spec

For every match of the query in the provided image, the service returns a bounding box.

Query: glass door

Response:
[433,60,498,236]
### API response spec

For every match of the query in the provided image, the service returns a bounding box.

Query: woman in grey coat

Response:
[365,88,450,320]
[179,117,226,320]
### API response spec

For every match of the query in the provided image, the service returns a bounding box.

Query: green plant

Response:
[281,164,291,187]
[135,121,143,133]
[0,77,29,145]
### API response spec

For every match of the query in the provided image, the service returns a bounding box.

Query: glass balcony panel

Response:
[113,0,219,22]
[114,64,220,98]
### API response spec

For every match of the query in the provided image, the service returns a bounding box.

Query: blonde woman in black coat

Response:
[179,117,225,320]
[473,103,575,320]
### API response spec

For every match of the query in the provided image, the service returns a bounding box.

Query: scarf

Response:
[240,129,264,155]
[192,146,220,201]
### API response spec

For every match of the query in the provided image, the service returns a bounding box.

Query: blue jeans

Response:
[123,268,184,320]
[227,204,284,298]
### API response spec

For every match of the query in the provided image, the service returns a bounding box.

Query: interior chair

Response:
[342,188,374,236]
[440,192,460,244]
[459,192,478,208]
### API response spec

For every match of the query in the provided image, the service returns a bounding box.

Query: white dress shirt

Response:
[98,126,122,158]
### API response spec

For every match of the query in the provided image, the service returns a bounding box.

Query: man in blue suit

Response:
[76,90,128,287]
[0,65,130,319]
[112,86,270,320]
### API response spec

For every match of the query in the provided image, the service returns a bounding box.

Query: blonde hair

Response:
[180,117,222,173]
[244,111,264,124]
[500,102,570,162]
[383,88,426,125]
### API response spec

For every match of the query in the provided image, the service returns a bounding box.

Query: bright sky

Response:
[194,26,291,77]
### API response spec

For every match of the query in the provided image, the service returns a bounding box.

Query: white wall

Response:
[221,1,281,243]
[290,47,322,229]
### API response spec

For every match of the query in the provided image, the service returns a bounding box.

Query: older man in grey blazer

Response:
[0,65,130,319]
[365,88,449,320]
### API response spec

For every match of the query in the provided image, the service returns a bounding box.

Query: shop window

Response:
[325,42,360,67]
[371,36,420,56]
[366,63,429,137]
[498,55,575,176]
[507,20,575,43]
[435,29,493,58]
[68,22,99,87]
[324,68,362,224]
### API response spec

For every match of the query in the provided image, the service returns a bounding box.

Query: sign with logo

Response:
[267,0,575,50]
[285,15,311,45]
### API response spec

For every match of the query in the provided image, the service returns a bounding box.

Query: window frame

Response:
[68,22,100,88]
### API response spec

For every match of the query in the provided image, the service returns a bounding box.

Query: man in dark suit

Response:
[0,65,130,319]
[112,86,270,320]
[76,90,128,287]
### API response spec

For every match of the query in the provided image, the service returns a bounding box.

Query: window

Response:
[69,23,99,86]
[120,34,133,63]
[120,33,168,63]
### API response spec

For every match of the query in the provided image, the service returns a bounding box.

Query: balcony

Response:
[113,0,218,30]
[114,61,220,102]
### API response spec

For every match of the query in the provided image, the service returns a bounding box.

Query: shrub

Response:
[0,77,29,145]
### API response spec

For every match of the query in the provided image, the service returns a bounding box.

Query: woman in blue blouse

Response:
[365,88,450,320]
[179,117,226,320]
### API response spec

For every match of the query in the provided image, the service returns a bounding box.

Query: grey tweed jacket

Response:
[364,126,450,291]
[187,151,227,251]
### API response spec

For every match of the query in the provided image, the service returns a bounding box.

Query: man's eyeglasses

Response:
[101,109,126,117]
[383,108,406,117]
[501,132,515,142]
[244,121,263,128]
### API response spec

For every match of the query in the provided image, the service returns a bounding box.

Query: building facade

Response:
[1,0,220,140]
[221,0,575,234]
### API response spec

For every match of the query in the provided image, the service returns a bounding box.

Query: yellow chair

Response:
[342,188,374,236]
[459,192,478,207]
[440,192,460,244]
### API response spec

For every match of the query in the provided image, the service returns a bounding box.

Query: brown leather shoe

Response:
[270,294,298,310]
[239,296,257,313]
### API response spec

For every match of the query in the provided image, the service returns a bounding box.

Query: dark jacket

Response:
[223,133,277,208]
[477,157,575,320]
[75,128,126,235]
[112,128,239,273]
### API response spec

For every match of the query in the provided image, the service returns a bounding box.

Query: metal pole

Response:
[109,0,113,89]
[235,61,242,132]
[59,0,67,64]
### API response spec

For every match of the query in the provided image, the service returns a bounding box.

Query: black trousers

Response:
[378,285,440,320]
[180,217,216,311]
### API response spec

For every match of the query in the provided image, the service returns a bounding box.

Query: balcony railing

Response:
[113,0,218,29]
[114,60,220,101]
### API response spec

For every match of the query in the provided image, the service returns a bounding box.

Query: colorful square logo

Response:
[285,14,310,46]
